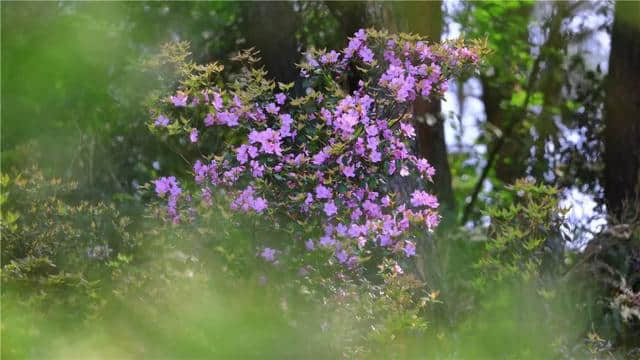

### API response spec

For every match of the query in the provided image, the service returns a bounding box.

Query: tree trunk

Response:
[243,2,299,84]
[604,1,640,218]
[325,2,369,39]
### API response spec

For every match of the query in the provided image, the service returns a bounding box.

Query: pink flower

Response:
[392,263,404,274]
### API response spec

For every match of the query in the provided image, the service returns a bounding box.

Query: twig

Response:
[461,2,577,224]
[461,55,542,224]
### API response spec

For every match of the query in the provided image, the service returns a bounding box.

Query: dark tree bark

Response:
[604,1,640,218]
[325,1,369,39]
[243,2,299,84]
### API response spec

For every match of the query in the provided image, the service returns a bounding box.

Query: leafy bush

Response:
[474,178,568,286]
[147,29,482,275]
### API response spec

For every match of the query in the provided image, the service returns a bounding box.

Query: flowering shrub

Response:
[149,29,481,269]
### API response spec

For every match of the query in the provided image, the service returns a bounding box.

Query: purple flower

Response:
[247,145,259,159]
[400,123,416,138]
[320,50,340,64]
[190,129,199,143]
[381,195,391,207]
[261,247,276,262]
[403,241,416,257]
[354,28,367,41]
[212,92,224,110]
[358,46,374,64]
[154,176,182,221]
[370,151,382,163]
[410,190,439,209]
[319,235,335,247]
[236,145,250,164]
[305,239,315,251]
[275,93,287,105]
[323,201,338,217]
[279,114,294,138]
[265,102,280,114]
[304,193,314,206]
[380,235,392,247]
[344,38,363,59]
[154,179,170,196]
[315,184,332,199]
[425,212,440,229]
[336,249,348,264]
[334,112,359,138]
[217,111,240,127]
[249,128,282,155]
[365,124,379,137]
[312,151,329,165]
[416,158,436,178]
[319,108,333,124]
[250,160,265,177]
[155,115,170,127]
[252,197,268,212]
[367,136,379,150]
[194,160,209,184]
[171,92,188,107]
[342,165,356,178]
[348,223,366,238]
[201,187,213,206]
[204,113,215,127]
[363,200,381,218]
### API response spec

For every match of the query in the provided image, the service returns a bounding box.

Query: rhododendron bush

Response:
[149,29,481,271]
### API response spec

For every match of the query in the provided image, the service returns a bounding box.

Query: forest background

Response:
[2,1,640,359]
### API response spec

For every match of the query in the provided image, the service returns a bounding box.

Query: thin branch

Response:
[461,2,578,224]
[461,55,542,224]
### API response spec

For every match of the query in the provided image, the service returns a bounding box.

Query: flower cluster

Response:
[154,176,182,223]
[150,29,480,268]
